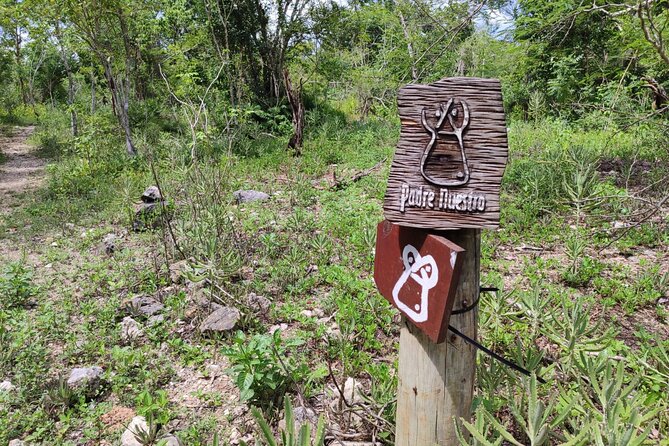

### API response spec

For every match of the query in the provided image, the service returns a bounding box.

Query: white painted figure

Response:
[392,244,439,323]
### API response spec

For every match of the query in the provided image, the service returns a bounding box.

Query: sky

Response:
[474,1,517,40]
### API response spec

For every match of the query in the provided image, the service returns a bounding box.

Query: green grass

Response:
[1,106,668,444]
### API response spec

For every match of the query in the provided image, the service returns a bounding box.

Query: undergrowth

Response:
[0,104,667,445]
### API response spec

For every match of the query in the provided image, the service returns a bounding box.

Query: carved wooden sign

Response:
[374,220,464,343]
[383,77,508,229]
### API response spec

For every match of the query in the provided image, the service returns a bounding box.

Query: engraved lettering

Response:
[400,184,409,212]
[397,184,486,214]
[427,191,435,208]
[477,196,486,211]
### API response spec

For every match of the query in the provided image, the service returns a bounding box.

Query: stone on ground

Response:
[0,380,16,392]
[342,377,364,405]
[233,189,269,203]
[67,366,103,390]
[103,233,118,254]
[198,307,241,335]
[128,295,164,318]
[169,260,188,283]
[121,416,180,446]
[247,292,271,315]
[279,405,319,434]
[141,186,162,203]
[120,317,143,343]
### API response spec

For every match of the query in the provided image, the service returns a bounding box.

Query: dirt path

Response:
[0,126,43,208]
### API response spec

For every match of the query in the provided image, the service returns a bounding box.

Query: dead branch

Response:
[333,158,387,190]
[283,69,305,155]
[597,193,669,252]
[158,63,224,161]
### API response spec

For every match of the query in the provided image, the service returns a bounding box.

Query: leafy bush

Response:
[222,330,306,410]
[0,261,39,309]
[135,390,172,425]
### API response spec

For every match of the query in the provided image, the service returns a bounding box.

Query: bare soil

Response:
[0,126,43,210]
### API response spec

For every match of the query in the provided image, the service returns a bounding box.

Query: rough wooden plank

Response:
[384,77,508,230]
[395,229,479,445]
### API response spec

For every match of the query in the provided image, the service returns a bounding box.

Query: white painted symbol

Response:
[392,244,439,323]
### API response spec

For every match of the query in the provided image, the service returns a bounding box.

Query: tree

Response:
[0,0,29,106]
[53,21,78,136]
[63,0,159,155]
[513,0,669,116]
[205,0,311,103]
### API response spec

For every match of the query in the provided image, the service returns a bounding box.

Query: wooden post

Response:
[395,229,479,445]
[377,77,506,444]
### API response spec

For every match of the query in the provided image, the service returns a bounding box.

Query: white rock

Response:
[326,322,341,337]
[103,233,118,254]
[121,417,180,446]
[342,377,364,405]
[67,366,103,389]
[141,186,162,203]
[204,364,222,377]
[121,317,143,343]
[279,406,318,433]
[228,428,241,444]
[0,380,16,392]
[148,314,165,326]
[121,416,148,446]
[161,435,181,446]
[128,296,164,317]
[8,440,25,446]
[269,323,289,334]
[233,190,269,203]
[301,310,315,318]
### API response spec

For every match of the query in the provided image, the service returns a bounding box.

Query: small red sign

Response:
[374,220,464,343]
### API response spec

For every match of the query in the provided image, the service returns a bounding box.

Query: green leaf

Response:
[251,406,278,446]
[482,409,525,446]
[284,397,295,439]
[240,387,254,402]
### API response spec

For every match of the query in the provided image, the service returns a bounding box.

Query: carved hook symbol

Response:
[419,99,470,187]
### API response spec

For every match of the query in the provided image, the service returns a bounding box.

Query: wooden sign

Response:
[374,220,465,343]
[383,77,508,230]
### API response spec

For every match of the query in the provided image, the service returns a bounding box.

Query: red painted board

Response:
[374,220,465,343]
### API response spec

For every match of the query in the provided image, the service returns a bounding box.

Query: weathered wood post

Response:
[373,78,508,444]
[395,229,479,444]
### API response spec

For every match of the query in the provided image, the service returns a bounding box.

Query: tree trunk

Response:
[283,70,304,155]
[90,70,96,114]
[14,27,27,106]
[55,22,78,137]
[121,99,136,156]
[643,77,668,109]
[116,9,138,156]
[102,59,136,156]
[398,11,417,82]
